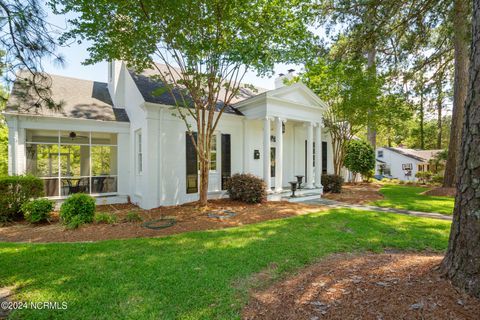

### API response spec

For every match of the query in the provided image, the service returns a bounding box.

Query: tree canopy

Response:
[51,0,318,204]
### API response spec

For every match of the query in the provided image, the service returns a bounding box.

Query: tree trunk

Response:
[367,48,377,149]
[419,90,425,150]
[199,160,209,206]
[444,0,470,187]
[436,74,443,149]
[198,129,211,206]
[440,0,480,297]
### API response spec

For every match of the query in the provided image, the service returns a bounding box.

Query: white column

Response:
[263,117,271,191]
[275,117,284,192]
[315,122,323,189]
[306,122,314,188]
[7,117,18,175]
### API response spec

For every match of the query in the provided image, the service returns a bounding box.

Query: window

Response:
[378,164,391,175]
[210,135,217,171]
[26,130,118,197]
[418,164,430,172]
[377,150,383,158]
[135,130,143,174]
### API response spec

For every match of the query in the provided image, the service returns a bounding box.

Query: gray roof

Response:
[6,71,129,122]
[384,147,442,162]
[128,63,268,115]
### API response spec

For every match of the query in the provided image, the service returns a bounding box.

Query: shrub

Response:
[59,193,96,228]
[21,198,54,223]
[362,169,375,183]
[225,173,267,203]
[415,171,433,184]
[0,175,44,221]
[94,212,117,224]
[431,174,444,185]
[125,211,142,222]
[344,140,375,182]
[322,174,343,193]
[66,215,86,230]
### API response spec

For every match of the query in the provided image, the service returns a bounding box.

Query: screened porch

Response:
[25,130,118,198]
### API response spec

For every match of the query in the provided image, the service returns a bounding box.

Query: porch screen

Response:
[186,132,198,194]
[221,134,231,190]
[25,130,118,197]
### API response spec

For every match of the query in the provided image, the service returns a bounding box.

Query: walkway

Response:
[300,198,452,221]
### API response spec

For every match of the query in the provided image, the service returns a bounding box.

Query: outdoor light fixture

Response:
[69,131,77,139]
[253,150,260,159]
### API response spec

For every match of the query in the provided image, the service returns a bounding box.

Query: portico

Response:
[235,82,328,194]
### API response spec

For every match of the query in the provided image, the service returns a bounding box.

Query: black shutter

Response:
[221,134,231,190]
[322,141,327,174]
[186,132,198,193]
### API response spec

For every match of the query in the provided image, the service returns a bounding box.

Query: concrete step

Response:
[268,187,323,202]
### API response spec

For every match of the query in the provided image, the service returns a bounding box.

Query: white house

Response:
[375,147,442,181]
[4,62,334,209]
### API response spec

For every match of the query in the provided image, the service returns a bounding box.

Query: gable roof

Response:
[5,71,129,122]
[128,63,268,115]
[384,147,442,162]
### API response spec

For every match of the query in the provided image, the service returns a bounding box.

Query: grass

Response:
[372,184,455,215]
[0,208,451,319]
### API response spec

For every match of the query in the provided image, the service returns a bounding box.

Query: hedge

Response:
[0,175,44,221]
[321,174,344,193]
[225,173,267,203]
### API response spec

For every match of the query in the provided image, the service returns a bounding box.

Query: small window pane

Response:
[26,144,59,177]
[60,145,90,177]
[91,146,117,176]
[60,131,90,144]
[91,132,117,145]
[43,178,59,197]
[210,135,217,171]
[26,130,58,143]
[61,178,90,196]
[92,176,117,194]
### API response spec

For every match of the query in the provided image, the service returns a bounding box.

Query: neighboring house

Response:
[4,62,334,209]
[375,147,443,181]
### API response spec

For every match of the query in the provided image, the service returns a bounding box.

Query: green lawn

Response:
[372,184,455,215]
[0,209,451,319]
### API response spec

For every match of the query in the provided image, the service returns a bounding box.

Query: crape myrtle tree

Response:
[294,55,381,175]
[51,0,318,205]
[440,0,480,297]
[0,0,63,109]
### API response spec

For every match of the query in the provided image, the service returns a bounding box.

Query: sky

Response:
[42,9,304,90]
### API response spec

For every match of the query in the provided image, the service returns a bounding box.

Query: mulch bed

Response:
[422,187,456,197]
[0,200,324,243]
[322,183,384,204]
[243,252,480,320]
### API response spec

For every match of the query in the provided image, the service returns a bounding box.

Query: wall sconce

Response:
[69,131,77,140]
[282,123,285,134]
[254,150,260,159]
